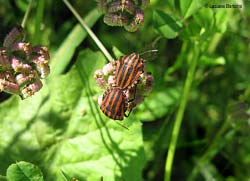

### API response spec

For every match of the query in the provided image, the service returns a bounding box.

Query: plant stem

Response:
[62,0,113,62]
[164,41,200,181]
[21,0,33,28]
[33,0,45,45]
[207,33,222,54]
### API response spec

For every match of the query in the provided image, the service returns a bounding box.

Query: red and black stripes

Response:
[100,87,128,120]
[115,53,144,89]
[100,52,144,120]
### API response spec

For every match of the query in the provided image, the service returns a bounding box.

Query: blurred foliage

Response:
[0,0,250,180]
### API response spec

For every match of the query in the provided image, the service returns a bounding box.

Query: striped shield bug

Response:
[114,53,144,89]
[100,87,128,120]
[97,51,156,121]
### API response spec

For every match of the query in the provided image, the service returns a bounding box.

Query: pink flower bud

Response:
[0,79,20,94]
[96,77,107,88]
[0,71,16,82]
[124,9,144,32]
[11,56,33,73]
[16,71,38,87]
[32,55,50,78]
[134,9,144,23]
[0,28,51,98]
[94,69,104,79]
[107,75,115,86]
[32,46,50,60]
[108,0,135,15]
[21,80,43,99]
[11,42,32,57]
[103,62,115,75]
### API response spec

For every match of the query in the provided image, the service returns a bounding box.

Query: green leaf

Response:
[50,9,101,77]
[180,0,209,19]
[112,46,124,59]
[153,10,182,39]
[75,49,107,91]
[15,0,29,12]
[0,87,49,172]
[215,10,228,33]
[0,49,146,180]
[193,8,214,30]
[44,50,146,180]
[136,87,182,121]
[180,20,201,40]
[6,161,43,181]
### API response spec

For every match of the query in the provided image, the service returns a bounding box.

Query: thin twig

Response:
[21,0,33,28]
[62,0,113,62]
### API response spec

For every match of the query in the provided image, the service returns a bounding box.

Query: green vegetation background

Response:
[0,0,249,180]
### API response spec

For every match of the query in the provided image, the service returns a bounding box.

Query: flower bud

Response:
[0,48,11,71]
[11,56,33,73]
[0,27,50,99]
[103,62,115,75]
[108,0,135,15]
[108,75,115,86]
[0,71,16,82]
[94,69,104,79]
[32,55,50,78]
[15,71,38,87]
[96,77,107,88]
[21,80,43,99]
[11,42,32,58]
[32,46,50,60]
[104,13,128,26]
[0,79,20,94]
[124,9,144,32]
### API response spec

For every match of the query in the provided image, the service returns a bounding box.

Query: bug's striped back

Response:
[115,53,144,89]
[100,87,127,120]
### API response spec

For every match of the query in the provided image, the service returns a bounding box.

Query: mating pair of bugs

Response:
[100,53,144,120]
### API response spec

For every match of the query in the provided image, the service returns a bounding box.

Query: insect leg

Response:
[124,85,137,117]
[128,84,137,102]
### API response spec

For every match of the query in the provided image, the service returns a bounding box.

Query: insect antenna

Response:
[140,36,162,60]
[140,49,159,56]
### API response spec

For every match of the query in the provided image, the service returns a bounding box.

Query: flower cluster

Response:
[0,27,50,99]
[97,0,150,32]
[94,56,153,114]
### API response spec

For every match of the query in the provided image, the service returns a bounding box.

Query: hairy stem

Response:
[164,41,200,181]
[62,0,113,62]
